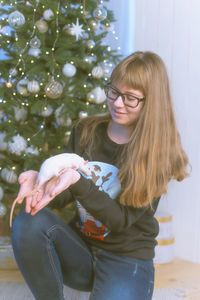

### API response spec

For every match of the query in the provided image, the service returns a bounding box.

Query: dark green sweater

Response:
[52,121,160,260]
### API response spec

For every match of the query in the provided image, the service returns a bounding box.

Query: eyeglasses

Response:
[105,84,145,108]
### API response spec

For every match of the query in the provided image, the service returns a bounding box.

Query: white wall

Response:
[135,0,200,263]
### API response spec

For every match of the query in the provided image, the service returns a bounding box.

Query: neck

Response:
[107,121,133,144]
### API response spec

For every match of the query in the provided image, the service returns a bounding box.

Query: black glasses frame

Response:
[105,84,145,108]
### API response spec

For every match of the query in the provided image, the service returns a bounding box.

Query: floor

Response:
[0,258,200,299]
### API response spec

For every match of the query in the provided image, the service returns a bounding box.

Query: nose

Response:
[113,95,125,107]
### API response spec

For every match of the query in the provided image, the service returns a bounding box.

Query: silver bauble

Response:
[79,111,88,119]
[16,79,29,96]
[8,10,25,28]
[87,86,106,104]
[1,168,18,184]
[92,66,104,79]
[40,105,53,117]
[0,132,7,151]
[0,186,4,201]
[93,5,107,21]
[28,47,41,58]
[25,146,39,156]
[35,20,48,33]
[0,202,7,218]
[27,80,40,93]
[88,18,99,30]
[30,36,41,49]
[8,134,27,155]
[62,63,77,77]
[14,106,27,122]
[45,81,63,99]
[86,40,95,50]
[43,9,54,21]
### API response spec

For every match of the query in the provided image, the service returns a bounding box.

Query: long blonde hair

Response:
[77,51,189,208]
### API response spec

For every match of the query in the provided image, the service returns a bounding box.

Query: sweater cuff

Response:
[69,174,92,199]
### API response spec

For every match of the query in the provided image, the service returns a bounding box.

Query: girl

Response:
[11,51,189,300]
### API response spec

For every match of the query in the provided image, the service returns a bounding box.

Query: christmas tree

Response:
[0,0,121,224]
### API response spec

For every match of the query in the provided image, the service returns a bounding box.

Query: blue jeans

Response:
[11,208,155,300]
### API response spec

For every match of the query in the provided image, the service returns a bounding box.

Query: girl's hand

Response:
[31,168,80,216]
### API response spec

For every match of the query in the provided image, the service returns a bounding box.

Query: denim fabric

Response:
[11,208,154,300]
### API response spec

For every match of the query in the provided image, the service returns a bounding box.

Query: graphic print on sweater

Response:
[76,161,121,240]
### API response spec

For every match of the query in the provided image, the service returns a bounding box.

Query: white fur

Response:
[37,153,91,186]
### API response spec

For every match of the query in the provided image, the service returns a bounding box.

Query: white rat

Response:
[10,153,91,227]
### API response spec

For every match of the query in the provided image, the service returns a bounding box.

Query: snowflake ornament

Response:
[70,18,85,41]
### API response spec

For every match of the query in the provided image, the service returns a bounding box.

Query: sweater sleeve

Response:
[69,175,157,233]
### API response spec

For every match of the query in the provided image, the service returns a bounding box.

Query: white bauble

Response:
[0,202,7,218]
[25,146,39,156]
[35,20,48,33]
[27,80,40,94]
[0,132,7,151]
[87,86,106,104]
[14,107,27,122]
[0,186,4,201]
[79,111,88,119]
[30,36,41,49]
[28,47,41,57]
[86,40,95,50]
[8,10,25,28]
[92,66,104,79]
[8,134,27,155]
[43,9,54,21]
[40,105,53,117]
[1,168,18,184]
[62,63,77,77]
[16,79,29,96]
[55,104,72,127]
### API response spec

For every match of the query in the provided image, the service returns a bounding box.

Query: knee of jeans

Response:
[11,209,48,248]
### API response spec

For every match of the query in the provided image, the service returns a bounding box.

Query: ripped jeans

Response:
[11,208,154,300]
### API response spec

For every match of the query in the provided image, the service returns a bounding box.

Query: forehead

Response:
[112,82,144,97]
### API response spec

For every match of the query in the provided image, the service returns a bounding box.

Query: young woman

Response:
[11,51,189,300]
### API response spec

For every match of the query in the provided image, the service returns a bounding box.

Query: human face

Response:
[107,83,145,127]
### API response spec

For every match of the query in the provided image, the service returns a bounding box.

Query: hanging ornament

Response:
[16,79,29,96]
[70,18,85,41]
[35,20,48,33]
[1,168,18,184]
[0,202,7,218]
[62,63,77,77]
[30,36,41,49]
[55,104,72,127]
[86,40,95,50]
[45,80,63,99]
[88,18,99,31]
[63,131,71,145]
[8,134,27,155]
[79,111,88,119]
[28,47,41,58]
[92,66,104,79]
[14,106,27,122]
[8,10,25,28]
[27,80,40,94]
[93,5,107,21]
[0,186,4,201]
[9,67,18,77]
[5,81,12,88]
[40,105,53,117]
[100,61,114,79]
[87,86,106,104]
[0,132,7,151]
[83,55,96,64]
[25,146,39,156]
[43,9,54,21]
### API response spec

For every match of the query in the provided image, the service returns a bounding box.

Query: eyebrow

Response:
[111,85,141,97]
